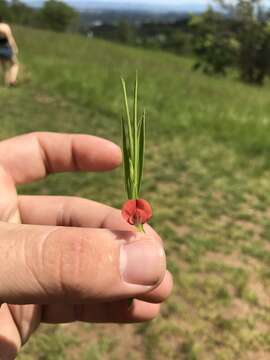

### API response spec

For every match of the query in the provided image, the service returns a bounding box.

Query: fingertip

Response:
[106,142,122,169]
[89,137,122,171]
[137,271,173,304]
[130,300,161,322]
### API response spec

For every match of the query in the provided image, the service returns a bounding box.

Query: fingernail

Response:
[120,237,166,286]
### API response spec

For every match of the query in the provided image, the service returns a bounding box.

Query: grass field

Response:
[2,25,270,359]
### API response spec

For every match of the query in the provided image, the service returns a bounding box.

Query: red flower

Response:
[122,199,153,226]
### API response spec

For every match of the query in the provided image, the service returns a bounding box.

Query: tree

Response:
[117,20,136,44]
[164,30,189,55]
[40,0,78,32]
[9,0,37,26]
[190,8,237,75]
[191,0,270,85]
[217,0,270,85]
[0,0,11,22]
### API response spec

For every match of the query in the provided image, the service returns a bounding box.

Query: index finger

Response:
[0,132,122,184]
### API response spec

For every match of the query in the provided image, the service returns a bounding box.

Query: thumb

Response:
[0,222,166,304]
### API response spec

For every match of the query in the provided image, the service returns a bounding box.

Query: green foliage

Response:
[40,0,78,32]
[190,8,237,75]
[192,0,270,85]
[117,20,136,44]
[0,0,78,31]
[0,0,11,21]
[9,0,37,26]
[233,0,270,84]
[164,30,191,55]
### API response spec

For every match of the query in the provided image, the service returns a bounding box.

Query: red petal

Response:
[122,200,137,225]
[122,199,152,225]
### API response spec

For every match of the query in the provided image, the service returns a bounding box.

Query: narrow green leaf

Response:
[121,77,134,162]
[133,73,139,198]
[130,158,137,199]
[137,110,146,195]
[133,72,138,128]
[121,117,132,199]
[121,74,146,202]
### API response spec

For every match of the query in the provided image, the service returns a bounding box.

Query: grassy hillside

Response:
[2,25,270,359]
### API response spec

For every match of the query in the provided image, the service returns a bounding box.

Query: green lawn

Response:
[1,25,270,359]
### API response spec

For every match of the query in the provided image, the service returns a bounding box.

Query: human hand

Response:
[0,132,173,359]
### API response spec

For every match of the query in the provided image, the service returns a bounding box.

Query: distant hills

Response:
[80,9,190,27]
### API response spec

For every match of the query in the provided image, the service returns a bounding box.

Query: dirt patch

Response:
[235,220,263,237]
[247,351,270,360]
[169,223,191,238]
[248,275,270,308]
[156,182,180,199]
[65,323,142,359]
[206,251,245,269]
[205,251,269,307]
[262,242,270,252]
[239,202,264,222]
[265,208,270,220]
[217,214,233,227]
[226,298,250,319]
[35,94,55,104]
[212,191,224,202]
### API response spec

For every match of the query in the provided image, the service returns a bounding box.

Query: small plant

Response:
[121,74,152,232]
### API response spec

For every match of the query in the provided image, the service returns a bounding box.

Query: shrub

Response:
[190,9,237,75]
[40,0,78,32]
[192,0,270,85]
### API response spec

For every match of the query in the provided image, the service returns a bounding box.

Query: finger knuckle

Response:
[43,229,95,300]
[57,232,92,299]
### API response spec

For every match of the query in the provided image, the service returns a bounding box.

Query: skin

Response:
[0,132,173,359]
[0,23,19,86]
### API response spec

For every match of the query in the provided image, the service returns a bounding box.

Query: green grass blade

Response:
[121,77,134,162]
[121,116,132,199]
[133,73,139,197]
[133,72,138,132]
[137,109,146,195]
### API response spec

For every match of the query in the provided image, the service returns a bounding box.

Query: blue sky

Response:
[21,0,216,10]
[21,0,270,11]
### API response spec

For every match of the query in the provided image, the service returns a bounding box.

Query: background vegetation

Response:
[0,0,78,31]
[191,0,270,85]
[3,0,270,85]
[1,23,270,359]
